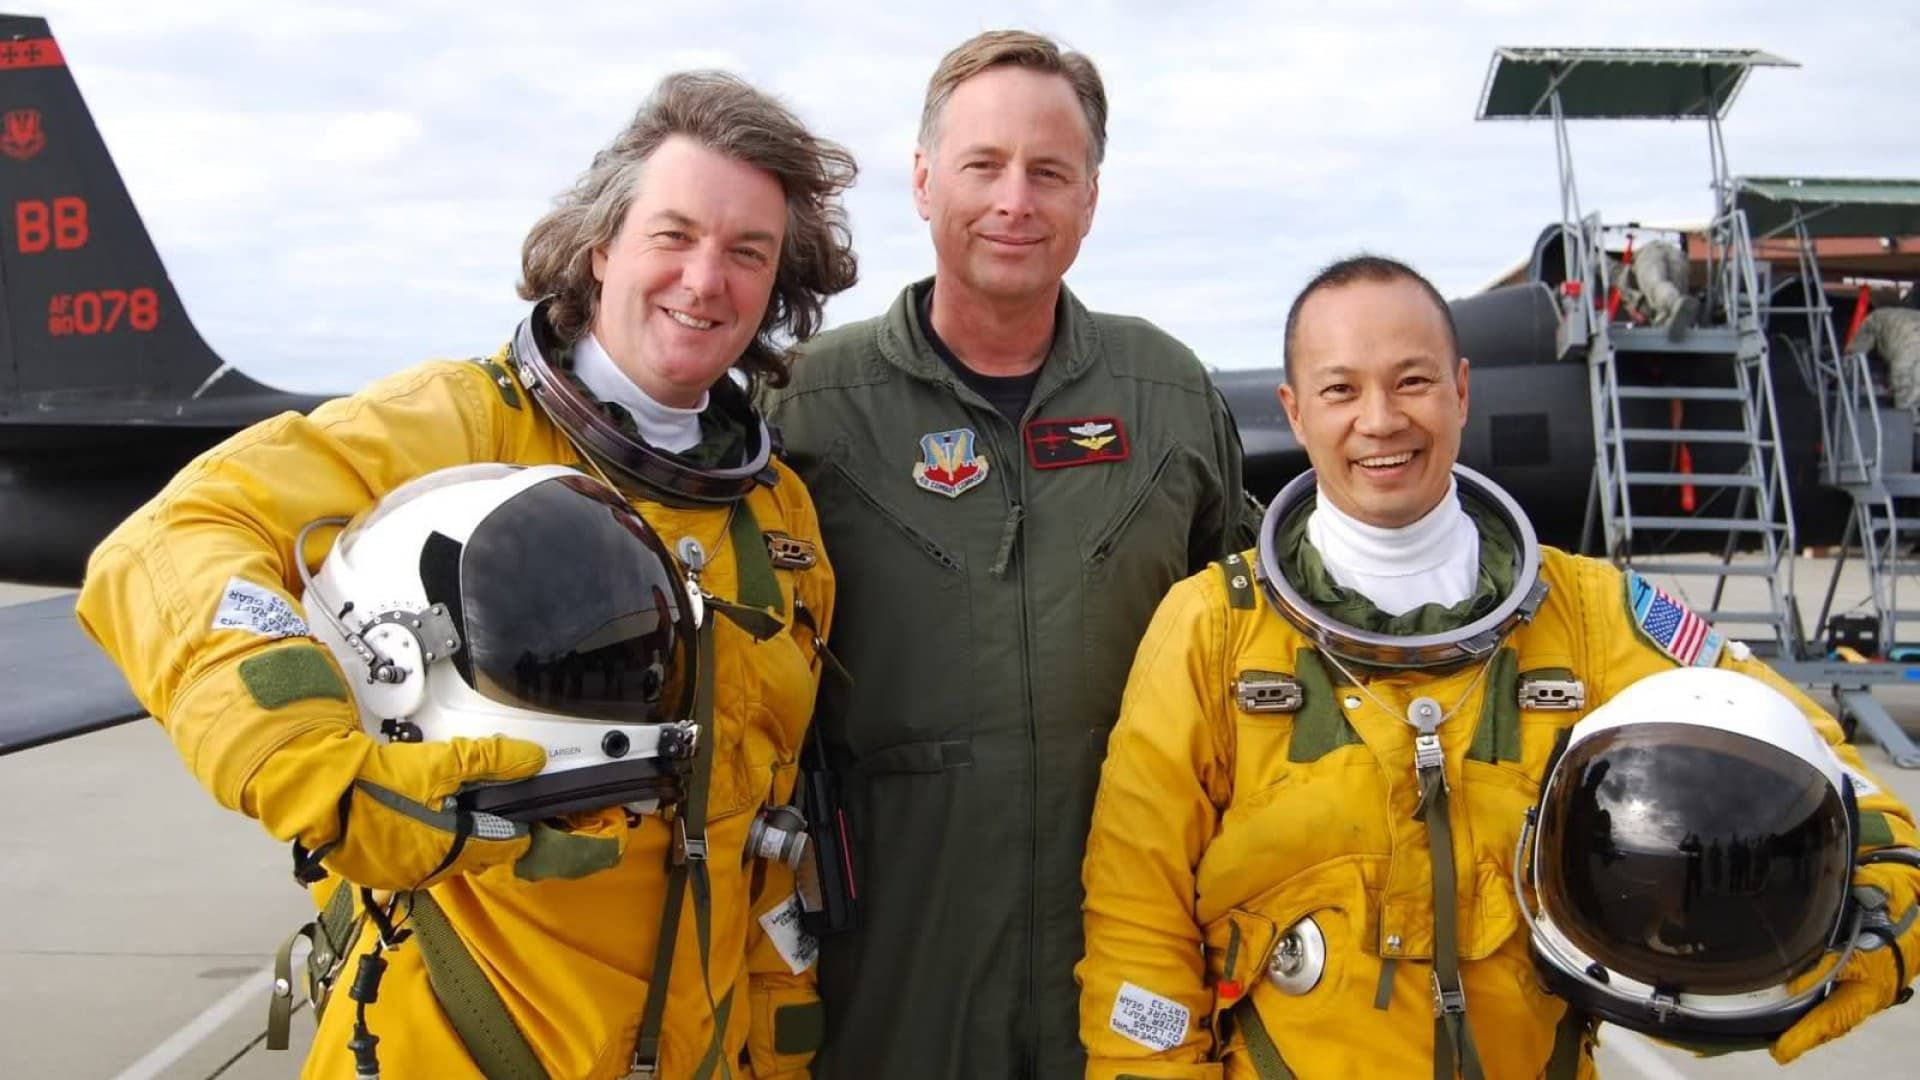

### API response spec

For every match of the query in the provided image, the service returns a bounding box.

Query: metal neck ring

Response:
[1255,463,1547,670]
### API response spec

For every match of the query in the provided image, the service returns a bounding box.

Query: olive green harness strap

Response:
[1217,552,1259,610]
[1287,649,1363,763]
[269,880,361,1050]
[632,615,723,1077]
[690,988,737,1080]
[1231,999,1296,1079]
[1414,767,1485,1080]
[1543,1007,1591,1080]
[728,501,782,615]
[411,891,550,1080]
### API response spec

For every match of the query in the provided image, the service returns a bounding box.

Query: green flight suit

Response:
[763,280,1257,1079]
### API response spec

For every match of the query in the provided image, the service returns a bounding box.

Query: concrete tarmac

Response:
[3,563,1918,1078]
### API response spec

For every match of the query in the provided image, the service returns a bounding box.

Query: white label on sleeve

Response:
[211,577,310,639]
[757,894,818,975]
[1109,980,1190,1052]
[1822,741,1884,799]
[1842,763,1882,799]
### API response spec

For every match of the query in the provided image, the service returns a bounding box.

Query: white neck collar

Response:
[571,333,706,454]
[1305,478,1480,615]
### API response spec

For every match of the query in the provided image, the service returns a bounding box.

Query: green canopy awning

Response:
[1476,47,1797,121]
[1735,177,1920,238]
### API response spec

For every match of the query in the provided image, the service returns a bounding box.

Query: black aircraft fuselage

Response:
[0,13,1848,586]
[0,14,325,585]
[1217,276,1848,553]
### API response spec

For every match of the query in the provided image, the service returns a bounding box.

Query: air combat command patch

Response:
[912,427,990,498]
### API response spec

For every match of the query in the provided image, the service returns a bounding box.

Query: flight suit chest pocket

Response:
[808,455,972,750]
[1079,445,1201,701]
[1204,863,1370,1034]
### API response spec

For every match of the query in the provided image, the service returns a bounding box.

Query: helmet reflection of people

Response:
[303,463,700,819]
[1522,666,1859,1042]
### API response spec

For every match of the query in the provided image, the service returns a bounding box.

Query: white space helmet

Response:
[302,463,700,819]
[1517,666,1861,1042]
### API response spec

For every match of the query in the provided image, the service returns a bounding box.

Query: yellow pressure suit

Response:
[1078,545,1918,1079]
[76,352,832,1078]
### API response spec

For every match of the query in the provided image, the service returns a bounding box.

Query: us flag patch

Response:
[1626,571,1724,668]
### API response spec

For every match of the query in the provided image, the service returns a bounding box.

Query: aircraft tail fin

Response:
[0,14,271,422]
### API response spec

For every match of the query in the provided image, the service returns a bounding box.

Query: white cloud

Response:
[20,0,1920,392]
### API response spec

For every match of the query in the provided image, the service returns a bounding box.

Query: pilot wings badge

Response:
[1068,421,1116,451]
[912,427,990,498]
[1025,415,1130,469]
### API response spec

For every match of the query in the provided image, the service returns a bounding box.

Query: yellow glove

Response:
[245,726,623,891]
[1772,859,1920,1064]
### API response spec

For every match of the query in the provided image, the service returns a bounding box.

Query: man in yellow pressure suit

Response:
[78,72,856,1078]
[1078,255,1920,1078]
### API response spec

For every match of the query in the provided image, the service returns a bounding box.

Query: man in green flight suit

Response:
[763,28,1259,1080]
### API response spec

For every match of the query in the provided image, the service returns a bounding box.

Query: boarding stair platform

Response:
[1478,47,1801,658]
[1738,176,1920,766]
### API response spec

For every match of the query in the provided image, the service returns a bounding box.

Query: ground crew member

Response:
[1622,237,1697,334]
[763,30,1258,1079]
[75,72,857,1079]
[1078,254,1920,1078]
[1852,306,1920,412]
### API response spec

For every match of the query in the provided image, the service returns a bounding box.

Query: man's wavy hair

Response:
[519,71,859,390]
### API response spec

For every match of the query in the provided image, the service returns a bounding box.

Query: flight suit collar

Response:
[874,277,1100,411]
[537,335,753,469]
[1276,491,1518,638]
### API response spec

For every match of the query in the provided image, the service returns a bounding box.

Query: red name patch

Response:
[1024,416,1130,469]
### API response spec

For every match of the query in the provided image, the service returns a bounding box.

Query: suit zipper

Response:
[1087,445,1178,566]
[824,459,965,573]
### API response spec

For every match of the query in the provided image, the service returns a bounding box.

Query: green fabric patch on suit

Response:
[1287,649,1363,763]
[773,1000,826,1054]
[1861,810,1897,848]
[729,501,783,615]
[1467,649,1521,764]
[238,645,349,709]
[513,823,622,881]
[1217,551,1258,610]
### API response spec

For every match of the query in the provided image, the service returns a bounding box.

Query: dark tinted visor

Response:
[453,475,692,724]
[1538,722,1850,994]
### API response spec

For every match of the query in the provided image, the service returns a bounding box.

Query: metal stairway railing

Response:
[1796,229,1920,654]
[1579,211,1799,655]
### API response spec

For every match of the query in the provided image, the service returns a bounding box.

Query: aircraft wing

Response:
[0,594,144,754]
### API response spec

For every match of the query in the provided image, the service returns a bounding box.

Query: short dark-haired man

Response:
[1077,255,1920,1077]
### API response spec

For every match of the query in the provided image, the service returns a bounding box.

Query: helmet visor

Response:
[450,475,692,724]
[1537,722,1851,994]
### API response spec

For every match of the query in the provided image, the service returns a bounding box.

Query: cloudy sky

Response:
[29,0,1920,393]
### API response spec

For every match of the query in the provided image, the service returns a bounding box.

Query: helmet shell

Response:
[1527,667,1856,1037]
[305,463,697,773]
